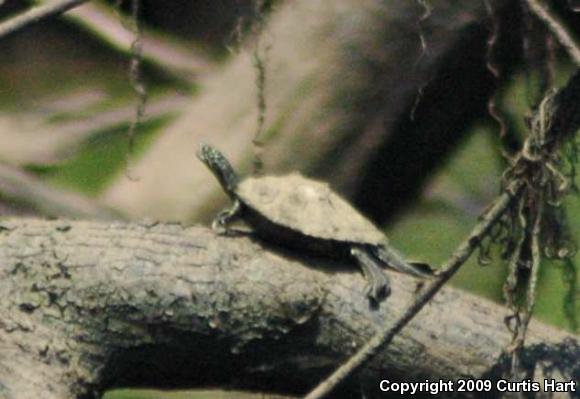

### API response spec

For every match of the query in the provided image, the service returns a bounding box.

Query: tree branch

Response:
[0,219,576,398]
[0,0,91,40]
[524,0,580,66]
[60,1,213,78]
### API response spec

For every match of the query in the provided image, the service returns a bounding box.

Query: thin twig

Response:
[524,0,580,66]
[251,0,270,175]
[415,0,431,62]
[483,0,510,153]
[122,0,147,181]
[514,195,543,372]
[0,0,90,40]
[304,182,523,399]
[252,43,267,174]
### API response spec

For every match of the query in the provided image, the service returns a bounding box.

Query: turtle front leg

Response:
[350,247,391,302]
[212,200,243,234]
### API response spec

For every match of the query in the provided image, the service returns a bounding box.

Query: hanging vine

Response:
[477,71,580,373]
[115,0,147,180]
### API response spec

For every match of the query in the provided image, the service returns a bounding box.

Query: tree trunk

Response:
[0,219,577,398]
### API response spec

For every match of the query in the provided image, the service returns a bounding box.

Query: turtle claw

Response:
[364,275,390,302]
[211,200,242,236]
[211,217,228,235]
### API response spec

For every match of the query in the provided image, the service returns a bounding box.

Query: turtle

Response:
[197,144,432,302]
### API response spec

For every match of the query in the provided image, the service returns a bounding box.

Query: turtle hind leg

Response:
[374,244,434,277]
[212,200,243,235]
[350,247,391,301]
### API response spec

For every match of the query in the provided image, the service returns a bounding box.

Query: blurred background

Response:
[1,1,579,398]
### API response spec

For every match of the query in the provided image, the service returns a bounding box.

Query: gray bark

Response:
[0,219,577,398]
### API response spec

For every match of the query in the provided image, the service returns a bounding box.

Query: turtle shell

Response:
[236,173,386,244]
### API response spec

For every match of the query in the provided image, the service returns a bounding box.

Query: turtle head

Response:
[197,144,239,196]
